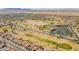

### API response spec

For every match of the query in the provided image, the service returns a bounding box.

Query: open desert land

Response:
[26,12,79,16]
[0,11,79,51]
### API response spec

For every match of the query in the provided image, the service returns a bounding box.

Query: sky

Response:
[0,0,79,8]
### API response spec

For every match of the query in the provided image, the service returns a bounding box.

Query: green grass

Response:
[59,43,72,50]
[26,33,57,45]
[25,33,72,50]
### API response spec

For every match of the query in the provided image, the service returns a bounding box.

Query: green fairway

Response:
[25,33,72,50]
[59,43,72,50]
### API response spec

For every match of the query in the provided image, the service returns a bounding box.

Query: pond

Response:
[50,26,73,37]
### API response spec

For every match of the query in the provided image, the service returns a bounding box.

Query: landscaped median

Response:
[25,33,72,50]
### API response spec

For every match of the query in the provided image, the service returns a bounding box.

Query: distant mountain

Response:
[0,8,33,12]
[32,8,79,12]
[0,8,79,12]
